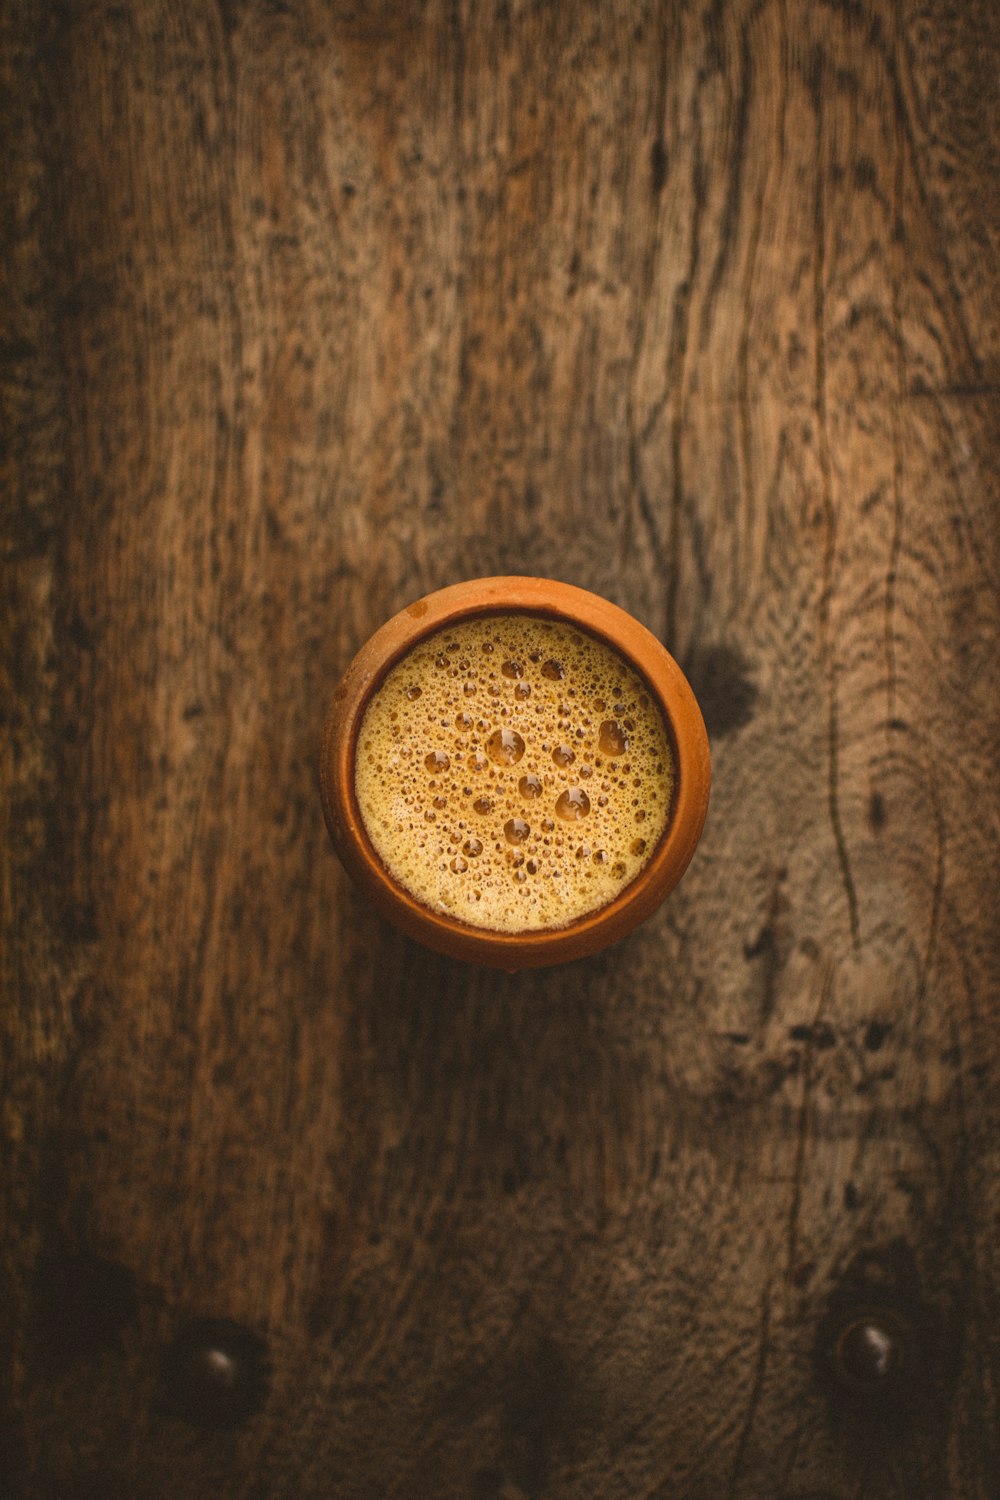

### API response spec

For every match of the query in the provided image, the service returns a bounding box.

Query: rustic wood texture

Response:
[3,1,999,1495]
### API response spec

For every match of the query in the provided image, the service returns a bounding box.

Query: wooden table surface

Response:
[3,2,999,1496]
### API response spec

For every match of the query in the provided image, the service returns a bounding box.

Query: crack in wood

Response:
[700,10,754,348]
[623,3,671,597]
[786,965,833,1278]
[915,759,945,1016]
[665,101,706,652]
[726,1277,773,1498]
[886,66,906,742]
[736,0,779,590]
[812,53,860,949]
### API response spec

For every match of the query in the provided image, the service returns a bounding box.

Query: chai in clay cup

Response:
[320,577,710,970]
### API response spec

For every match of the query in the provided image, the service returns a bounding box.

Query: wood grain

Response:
[3,1,999,1495]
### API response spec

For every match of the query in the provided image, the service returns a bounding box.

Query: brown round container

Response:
[320,577,710,969]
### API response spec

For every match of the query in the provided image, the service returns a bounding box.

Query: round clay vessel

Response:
[320,577,710,969]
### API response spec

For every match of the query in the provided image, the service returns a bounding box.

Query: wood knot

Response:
[681,644,758,738]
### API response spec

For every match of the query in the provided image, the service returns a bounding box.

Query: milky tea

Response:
[352,613,676,933]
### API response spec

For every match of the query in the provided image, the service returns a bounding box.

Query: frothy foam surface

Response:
[354,613,675,933]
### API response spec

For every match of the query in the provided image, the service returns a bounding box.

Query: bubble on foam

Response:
[353,613,674,933]
[598,720,629,756]
[555,788,590,821]
[486,727,525,765]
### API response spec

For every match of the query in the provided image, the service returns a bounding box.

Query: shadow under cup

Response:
[321,577,711,970]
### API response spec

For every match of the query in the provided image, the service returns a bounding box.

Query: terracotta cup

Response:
[320,577,711,969]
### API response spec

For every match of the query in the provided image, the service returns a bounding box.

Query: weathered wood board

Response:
[3,1,999,1495]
